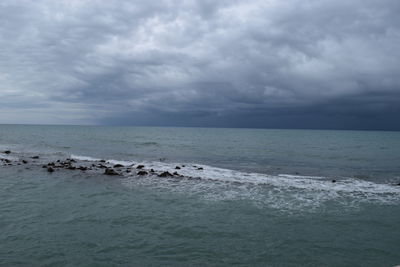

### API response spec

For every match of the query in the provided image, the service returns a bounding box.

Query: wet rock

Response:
[150,169,155,173]
[114,164,124,168]
[78,166,88,171]
[42,165,47,168]
[197,167,203,170]
[99,159,106,163]
[104,168,119,176]
[158,171,173,177]
[182,165,185,167]
[48,162,55,166]
[22,160,28,164]
[4,150,11,154]
[175,166,181,169]
[97,164,107,169]
[137,171,148,176]
[4,159,11,163]
[173,171,179,176]
[332,180,336,183]
[31,156,39,159]
[47,167,54,173]
[136,165,145,169]
[68,159,76,163]
[66,166,76,170]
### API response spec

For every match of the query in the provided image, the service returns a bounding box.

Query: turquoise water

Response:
[1,125,400,266]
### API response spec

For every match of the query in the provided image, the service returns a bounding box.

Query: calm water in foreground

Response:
[0,125,399,266]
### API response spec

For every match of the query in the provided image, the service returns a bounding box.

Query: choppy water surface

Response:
[0,125,399,266]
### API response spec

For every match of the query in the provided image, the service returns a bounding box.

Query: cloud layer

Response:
[1,0,399,129]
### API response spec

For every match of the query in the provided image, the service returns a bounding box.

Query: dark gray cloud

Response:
[0,0,399,129]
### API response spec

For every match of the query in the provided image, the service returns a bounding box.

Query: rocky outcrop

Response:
[104,168,119,176]
[158,171,173,177]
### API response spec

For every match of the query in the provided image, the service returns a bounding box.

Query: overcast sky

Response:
[0,0,399,130]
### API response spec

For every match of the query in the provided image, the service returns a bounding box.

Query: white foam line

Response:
[70,154,101,162]
[133,160,400,195]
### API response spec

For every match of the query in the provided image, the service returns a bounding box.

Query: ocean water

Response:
[0,125,399,266]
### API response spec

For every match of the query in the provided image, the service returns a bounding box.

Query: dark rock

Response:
[182,165,185,167]
[136,165,145,169]
[114,164,124,168]
[4,159,11,163]
[78,166,88,171]
[137,171,148,176]
[48,162,55,166]
[332,180,336,183]
[42,165,47,168]
[22,160,28,164]
[150,169,155,173]
[97,164,107,169]
[31,156,39,159]
[69,159,76,163]
[47,167,54,173]
[197,167,203,170]
[173,171,179,176]
[158,171,173,177]
[99,159,106,163]
[175,166,181,169]
[396,183,400,186]
[104,168,119,176]
[4,150,11,154]
[66,166,76,170]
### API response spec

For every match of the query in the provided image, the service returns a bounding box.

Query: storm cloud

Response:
[0,0,399,129]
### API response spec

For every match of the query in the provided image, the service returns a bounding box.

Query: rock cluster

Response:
[0,153,204,180]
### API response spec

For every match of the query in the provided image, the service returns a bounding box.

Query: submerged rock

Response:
[175,166,181,169]
[4,150,11,154]
[197,167,203,170]
[31,156,39,159]
[158,171,173,177]
[332,180,336,183]
[47,167,54,173]
[114,164,124,168]
[104,168,119,176]
[22,160,28,164]
[136,165,145,169]
[137,171,148,176]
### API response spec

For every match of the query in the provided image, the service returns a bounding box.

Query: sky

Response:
[0,0,399,130]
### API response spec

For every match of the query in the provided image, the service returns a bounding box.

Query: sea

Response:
[0,124,399,266]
